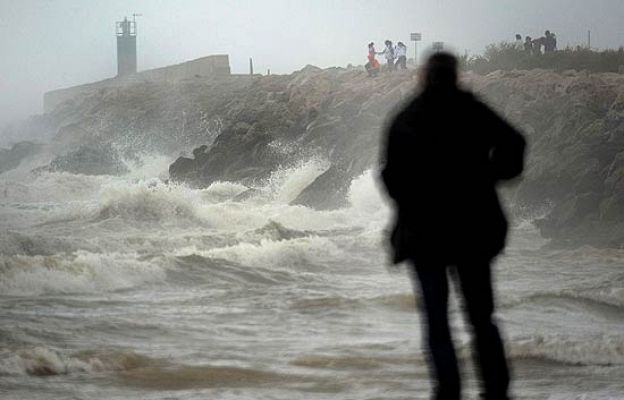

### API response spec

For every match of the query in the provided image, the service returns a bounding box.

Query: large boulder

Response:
[290,165,351,210]
[169,123,285,187]
[0,141,42,174]
[46,144,128,176]
[471,70,624,247]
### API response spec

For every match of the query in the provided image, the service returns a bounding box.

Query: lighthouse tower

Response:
[116,16,137,77]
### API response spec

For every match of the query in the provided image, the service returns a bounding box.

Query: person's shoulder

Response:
[457,89,483,106]
[460,89,492,106]
[403,93,427,115]
[388,94,424,126]
[458,89,500,118]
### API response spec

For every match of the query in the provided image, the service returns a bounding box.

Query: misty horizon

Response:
[1,0,624,128]
[2,2,624,399]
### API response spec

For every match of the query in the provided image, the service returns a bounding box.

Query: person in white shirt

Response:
[514,34,524,50]
[394,42,408,70]
[380,40,396,71]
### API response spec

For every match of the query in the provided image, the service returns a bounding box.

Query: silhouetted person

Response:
[532,36,544,55]
[395,42,408,70]
[380,52,525,400]
[550,32,557,52]
[380,40,396,72]
[544,30,557,52]
[524,36,533,53]
[366,42,381,77]
[514,34,523,50]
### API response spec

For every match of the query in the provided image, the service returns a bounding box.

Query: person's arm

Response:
[381,112,406,200]
[482,104,526,181]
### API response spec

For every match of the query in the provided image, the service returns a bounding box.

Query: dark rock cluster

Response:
[46,144,129,176]
[0,141,42,174]
[470,70,624,247]
[168,66,417,209]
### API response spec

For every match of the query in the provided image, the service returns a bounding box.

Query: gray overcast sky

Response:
[1,0,623,129]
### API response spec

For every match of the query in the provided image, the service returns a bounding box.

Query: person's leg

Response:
[413,264,461,400]
[456,260,510,400]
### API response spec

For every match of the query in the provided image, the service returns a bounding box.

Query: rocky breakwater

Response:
[42,144,129,176]
[171,67,624,248]
[0,141,42,174]
[169,66,417,208]
[7,61,623,247]
[469,69,624,247]
[1,76,252,176]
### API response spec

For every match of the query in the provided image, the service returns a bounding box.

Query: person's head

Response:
[398,41,404,47]
[423,52,458,89]
[525,36,532,42]
[545,30,551,37]
[385,40,392,47]
[516,34,522,40]
[368,42,375,49]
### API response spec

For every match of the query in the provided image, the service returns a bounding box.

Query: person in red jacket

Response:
[365,42,381,77]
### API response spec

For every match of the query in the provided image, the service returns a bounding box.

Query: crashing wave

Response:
[93,181,203,225]
[0,251,168,296]
[509,334,624,366]
[0,231,76,256]
[0,346,151,377]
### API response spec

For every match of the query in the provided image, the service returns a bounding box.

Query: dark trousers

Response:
[395,56,407,69]
[365,62,379,77]
[412,259,510,400]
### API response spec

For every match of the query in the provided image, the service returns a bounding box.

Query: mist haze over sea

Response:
[3,1,624,398]
[1,151,624,399]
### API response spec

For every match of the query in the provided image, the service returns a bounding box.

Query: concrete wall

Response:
[140,54,230,82]
[43,78,121,114]
[44,55,231,113]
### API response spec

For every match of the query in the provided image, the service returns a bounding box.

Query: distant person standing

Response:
[524,36,533,53]
[544,30,557,52]
[365,42,381,77]
[551,32,557,51]
[514,34,524,50]
[380,40,396,72]
[381,52,525,400]
[532,36,544,55]
[395,42,408,70]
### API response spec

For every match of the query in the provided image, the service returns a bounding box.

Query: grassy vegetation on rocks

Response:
[463,43,624,75]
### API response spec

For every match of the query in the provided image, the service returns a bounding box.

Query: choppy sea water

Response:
[1,156,623,400]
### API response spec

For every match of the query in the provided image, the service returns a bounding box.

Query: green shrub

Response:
[462,42,624,74]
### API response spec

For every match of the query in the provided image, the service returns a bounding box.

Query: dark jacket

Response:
[381,87,526,265]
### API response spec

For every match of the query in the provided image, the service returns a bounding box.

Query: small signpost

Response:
[410,32,422,65]
[432,42,445,52]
